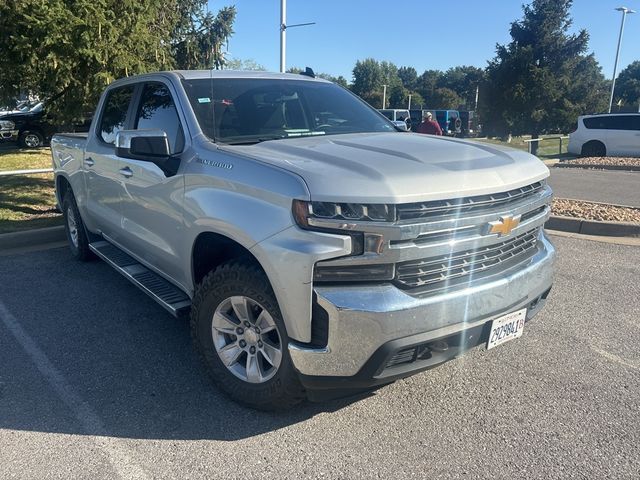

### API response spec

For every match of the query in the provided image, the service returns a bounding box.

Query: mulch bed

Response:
[561,157,640,168]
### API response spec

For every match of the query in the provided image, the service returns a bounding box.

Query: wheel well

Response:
[56,176,71,206]
[192,232,263,286]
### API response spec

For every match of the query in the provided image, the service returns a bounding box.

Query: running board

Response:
[89,240,191,317]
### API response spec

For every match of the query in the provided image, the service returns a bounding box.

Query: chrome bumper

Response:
[289,230,556,377]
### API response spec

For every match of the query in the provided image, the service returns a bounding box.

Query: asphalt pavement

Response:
[547,168,640,206]
[1,236,639,479]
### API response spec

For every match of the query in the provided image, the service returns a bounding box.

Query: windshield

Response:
[181,78,396,144]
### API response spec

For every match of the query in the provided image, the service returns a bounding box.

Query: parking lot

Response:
[0,233,639,479]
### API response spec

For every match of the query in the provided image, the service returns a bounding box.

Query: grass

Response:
[0,146,52,171]
[0,147,61,234]
[473,135,571,159]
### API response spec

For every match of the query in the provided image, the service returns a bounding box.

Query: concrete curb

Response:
[0,225,66,250]
[545,215,640,238]
[554,163,640,172]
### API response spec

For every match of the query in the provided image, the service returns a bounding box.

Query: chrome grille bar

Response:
[396,181,545,221]
[395,228,540,289]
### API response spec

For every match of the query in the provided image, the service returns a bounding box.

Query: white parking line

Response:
[0,301,149,480]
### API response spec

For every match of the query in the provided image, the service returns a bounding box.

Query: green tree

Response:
[614,61,640,112]
[483,0,606,151]
[351,58,383,106]
[227,58,267,71]
[415,70,443,107]
[431,88,464,109]
[398,66,418,91]
[0,1,235,122]
[440,66,485,109]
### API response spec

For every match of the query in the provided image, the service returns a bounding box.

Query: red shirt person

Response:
[416,112,442,135]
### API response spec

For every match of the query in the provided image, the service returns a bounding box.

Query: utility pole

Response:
[382,84,387,109]
[408,94,412,110]
[474,85,479,111]
[609,7,635,113]
[279,0,315,73]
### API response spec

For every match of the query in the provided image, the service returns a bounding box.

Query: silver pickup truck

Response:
[51,70,555,410]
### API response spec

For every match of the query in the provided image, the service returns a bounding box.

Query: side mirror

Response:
[392,120,409,132]
[115,130,170,161]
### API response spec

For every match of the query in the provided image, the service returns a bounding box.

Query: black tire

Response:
[581,140,606,157]
[18,130,44,148]
[62,191,93,261]
[191,260,306,410]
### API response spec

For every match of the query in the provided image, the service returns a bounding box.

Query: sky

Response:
[209,0,640,80]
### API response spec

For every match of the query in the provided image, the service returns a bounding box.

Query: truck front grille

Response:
[394,228,540,290]
[396,181,544,221]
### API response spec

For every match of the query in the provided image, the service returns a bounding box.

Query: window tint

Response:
[100,85,134,144]
[181,78,395,144]
[135,83,184,154]
[583,115,640,131]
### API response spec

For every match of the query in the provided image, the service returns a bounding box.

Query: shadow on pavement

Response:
[0,247,371,441]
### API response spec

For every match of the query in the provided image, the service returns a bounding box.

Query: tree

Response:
[398,66,418,91]
[0,1,235,122]
[614,61,640,112]
[431,88,464,110]
[351,58,383,106]
[483,0,607,150]
[415,70,443,107]
[226,58,267,71]
[439,66,485,109]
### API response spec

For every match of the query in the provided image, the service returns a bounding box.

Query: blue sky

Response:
[209,0,639,80]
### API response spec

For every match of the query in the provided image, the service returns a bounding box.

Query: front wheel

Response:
[191,261,305,410]
[18,130,44,148]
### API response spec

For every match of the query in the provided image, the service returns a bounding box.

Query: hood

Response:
[223,132,549,203]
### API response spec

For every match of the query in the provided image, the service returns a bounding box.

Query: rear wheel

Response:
[62,191,93,261]
[581,140,606,157]
[191,260,305,410]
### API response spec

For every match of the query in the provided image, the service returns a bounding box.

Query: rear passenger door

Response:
[84,84,135,238]
[115,81,188,288]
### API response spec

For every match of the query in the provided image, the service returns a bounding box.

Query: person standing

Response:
[416,112,442,136]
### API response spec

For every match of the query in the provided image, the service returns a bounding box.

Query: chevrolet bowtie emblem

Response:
[489,214,521,236]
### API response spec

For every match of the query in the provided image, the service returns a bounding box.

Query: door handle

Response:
[84,157,95,167]
[119,167,133,178]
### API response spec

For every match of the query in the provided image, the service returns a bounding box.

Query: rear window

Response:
[583,115,640,131]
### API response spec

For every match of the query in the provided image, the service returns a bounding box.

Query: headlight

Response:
[292,200,396,227]
[0,120,15,130]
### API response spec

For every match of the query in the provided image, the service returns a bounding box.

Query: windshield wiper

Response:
[225,135,286,145]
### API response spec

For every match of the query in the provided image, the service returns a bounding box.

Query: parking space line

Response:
[0,301,149,480]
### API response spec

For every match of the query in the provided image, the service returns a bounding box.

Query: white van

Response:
[568,113,640,157]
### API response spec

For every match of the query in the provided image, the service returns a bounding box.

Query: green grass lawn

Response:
[0,147,61,233]
[0,147,52,171]
[473,135,571,159]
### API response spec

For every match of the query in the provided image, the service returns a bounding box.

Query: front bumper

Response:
[289,230,556,388]
[0,129,19,141]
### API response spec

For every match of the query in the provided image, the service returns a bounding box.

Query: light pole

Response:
[609,7,635,113]
[382,85,388,109]
[279,0,315,73]
[408,94,412,109]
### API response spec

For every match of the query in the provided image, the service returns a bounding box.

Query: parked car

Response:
[408,109,438,132]
[379,109,411,130]
[459,110,480,137]
[568,113,640,157]
[0,102,91,148]
[52,70,555,410]
[434,110,462,136]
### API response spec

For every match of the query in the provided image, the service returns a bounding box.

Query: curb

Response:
[554,163,640,172]
[545,215,640,238]
[0,225,66,250]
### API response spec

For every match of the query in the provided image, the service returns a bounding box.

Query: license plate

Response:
[486,308,526,350]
